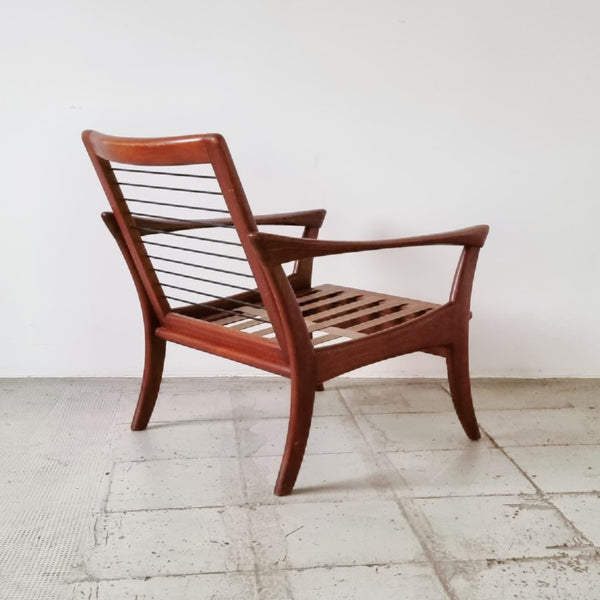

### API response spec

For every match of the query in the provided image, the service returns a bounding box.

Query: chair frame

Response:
[83,130,489,496]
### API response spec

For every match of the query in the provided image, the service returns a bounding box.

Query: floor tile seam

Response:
[478,423,548,497]
[97,408,129,512]
[78,567,256,584]
[258,496,419,508]
[392,497,598,565]
[334,388,404,501]
[336,385,356,417]
[324,386,352,415]
[231,399,255,505]
[234,413,353,420]
[95,460,117,515]
[110,455,241,465]
[236,413,360,422]
[226,403,265,590]
[336,382,448,396]
[351,414,500,451]
[244,450,360,459]
[133,412,368,424]
[345,410,459,416]
[480,423,599,549]
[445,545,600,561]
[103,497,435,512]
[390,496,460,600]
[111,452,239,461]
[438,380,452,397]
[542,494,600,550]
[101,504,252,515]
[139,416,237,426]
[500,442,600,448]
[477,405,577,411]
[243,509,269,598]
[392,492,547,500]
[256,559,439,572]
[103,493,432,514]
[479,406,598,413]
[77,555,600,586]
[72,567,261,584]
[246,499,294,597]
[89,512,106,565]
[381,446,509,455]
[541,541,599,553]
[568,401,600,408]
[370,444,497,453]
[546,490,600,497]
[425,553,600,567]
[255,571,291,600]
[471,548,600,562]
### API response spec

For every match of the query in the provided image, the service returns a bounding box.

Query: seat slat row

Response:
[191,283,442,347]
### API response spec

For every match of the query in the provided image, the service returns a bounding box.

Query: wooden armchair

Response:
[82,130,489,496]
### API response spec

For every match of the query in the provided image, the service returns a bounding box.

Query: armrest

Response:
[255,209,327,228]
[131,209,326,235]
[249,225,489,265]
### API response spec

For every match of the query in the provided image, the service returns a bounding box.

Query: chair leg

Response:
[274,377,316,496]
[131,333,166,431]
[446,341,480,440]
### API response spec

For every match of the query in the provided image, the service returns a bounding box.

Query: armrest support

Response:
[249,225,489,265]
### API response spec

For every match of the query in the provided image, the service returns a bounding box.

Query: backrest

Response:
[82,130,286,344]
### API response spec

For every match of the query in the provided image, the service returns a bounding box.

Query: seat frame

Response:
[83,130,489,496]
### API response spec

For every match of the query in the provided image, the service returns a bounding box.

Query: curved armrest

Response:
[255,209,326,228]
[249,225,489,265]
[130,209,326,235]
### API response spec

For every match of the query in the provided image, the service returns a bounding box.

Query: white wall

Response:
[2,0,599,377]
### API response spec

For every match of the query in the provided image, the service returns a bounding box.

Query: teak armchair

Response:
[83,130,489,496]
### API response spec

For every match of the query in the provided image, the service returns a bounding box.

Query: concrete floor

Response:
[1,378,600,599]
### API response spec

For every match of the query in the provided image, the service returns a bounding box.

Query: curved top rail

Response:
[82,130,224,166]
